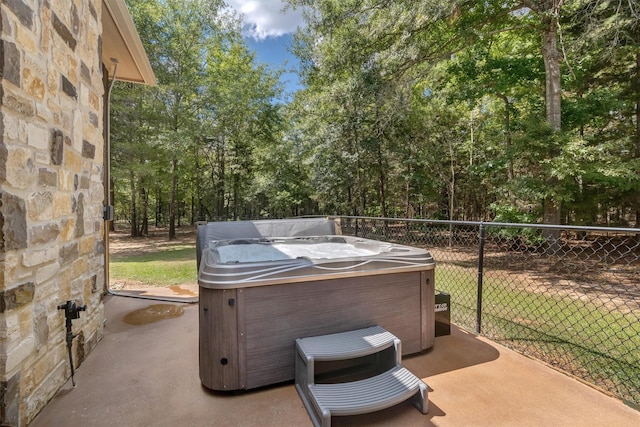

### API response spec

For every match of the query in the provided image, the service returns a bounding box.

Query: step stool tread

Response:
[309,366,425,416]
[296,326,397,361]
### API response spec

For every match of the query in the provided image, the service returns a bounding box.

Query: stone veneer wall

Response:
[1,0,106,425]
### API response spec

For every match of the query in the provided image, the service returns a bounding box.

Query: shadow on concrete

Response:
[403,325,500,379]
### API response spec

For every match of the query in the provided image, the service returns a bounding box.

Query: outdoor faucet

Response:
[57,300,86,387]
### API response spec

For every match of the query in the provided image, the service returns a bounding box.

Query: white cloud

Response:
[225,0,305,39]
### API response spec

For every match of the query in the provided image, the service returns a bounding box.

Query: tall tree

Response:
[202,36,283,219]
[125,0,226,238]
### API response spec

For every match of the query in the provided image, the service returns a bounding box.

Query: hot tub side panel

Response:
[199,288,241,390]
[238,270,434,390]
[421,270,435,349]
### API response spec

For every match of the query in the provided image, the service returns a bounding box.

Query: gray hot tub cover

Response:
[196,218,338,269]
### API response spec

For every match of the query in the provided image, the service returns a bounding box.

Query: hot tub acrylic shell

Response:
[198,235,435,391]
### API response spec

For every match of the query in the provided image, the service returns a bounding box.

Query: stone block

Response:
[64,148,81,172]
[5,0,33,28]
[0,282,35,313]
[73,109,83,151]
[37,167,57,187]
[53,192,72,217]
[1,192,28,250]
[28,191,53,221]
[0,370,20,426]
[22,246,57,268]
[5,145,35,189]
[41,4,52,51]
[35,262,59,286]
[79,235,94,256]
[3,113,19,141]
[34,304,49,351]
[69,55,78,85]
[73,258,88,281]
[59,241,78,265]
[47,67,58,95]
[80,61,90,83]
[90,274,98,293]
[0,39,21,88]
[2,88,34,117]
[89,90,99,110]
[0,311,15,340]
[36,101,54,123]
[50,129,64,165]
[59,218,75,240]
[16,23,36,53]
[58,170,74,191]
[34,152,50,165]
[81,140,95,159]
[28,123,49,150]
[4,251,30,284]
[29,222,60,245]
[61,74,77,99]
[74,193,84,237]
[52,11,76,51]
[94,235,105,254]
[23,68,46,100]
[71,2,80,35]
[88,111,98,128]
[0,142,6,182]
[3,334,35,375]
[80,174,90,190]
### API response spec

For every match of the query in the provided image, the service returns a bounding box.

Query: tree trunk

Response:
[169,156,178,240]
[448,138,456,221]
[130,169,138,237]
[499,94,515,204]
[542,19,562,132]
[141,187,148,236]
[195,143,204,222]
[155,188,161,228]
[540,3,563,240]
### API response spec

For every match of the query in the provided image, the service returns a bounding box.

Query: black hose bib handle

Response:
[57,301,87,387]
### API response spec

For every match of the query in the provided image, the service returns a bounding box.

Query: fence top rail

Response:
[317,215,640,235]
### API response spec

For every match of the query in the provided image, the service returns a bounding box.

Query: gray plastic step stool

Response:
[295,325,428,427]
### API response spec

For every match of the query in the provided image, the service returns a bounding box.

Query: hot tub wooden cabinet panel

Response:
[199,270,435,391]
[199,288,241,390]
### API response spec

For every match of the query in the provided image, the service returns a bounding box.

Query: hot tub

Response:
[198,228,435,391]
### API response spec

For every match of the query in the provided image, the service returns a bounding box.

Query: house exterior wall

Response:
[1,0,106,424]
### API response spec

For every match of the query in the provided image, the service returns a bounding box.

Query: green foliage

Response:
[284,0,640,224]
[489,203,544,245]
[113,0,285,231]
[111,0,640,228]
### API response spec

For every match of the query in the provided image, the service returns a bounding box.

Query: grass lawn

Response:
[434,265,640,407]
[109,245,197,287]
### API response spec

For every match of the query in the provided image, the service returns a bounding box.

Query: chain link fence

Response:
[334,216,640,409]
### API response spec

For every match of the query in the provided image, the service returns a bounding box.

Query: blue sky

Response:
[226,0,305,99]
[245,34,301,99]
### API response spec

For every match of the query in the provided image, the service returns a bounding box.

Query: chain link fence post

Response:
[476,222,485,334]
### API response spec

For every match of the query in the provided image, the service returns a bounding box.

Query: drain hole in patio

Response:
[123,304,185,325]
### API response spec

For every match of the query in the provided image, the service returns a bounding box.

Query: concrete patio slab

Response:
[31,296,640,426]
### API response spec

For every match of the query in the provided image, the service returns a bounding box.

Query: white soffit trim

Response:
[102,0,156,85]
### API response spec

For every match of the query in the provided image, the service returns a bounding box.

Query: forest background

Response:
[110,0,640,238]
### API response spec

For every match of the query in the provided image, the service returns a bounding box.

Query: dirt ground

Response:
[108,226,197,255]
